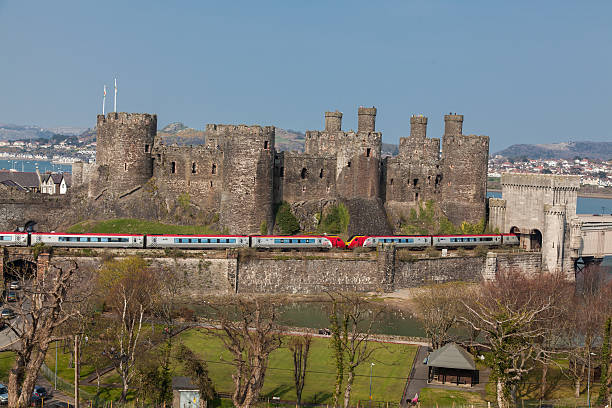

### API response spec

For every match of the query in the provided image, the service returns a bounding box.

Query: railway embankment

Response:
[1,246,543,296]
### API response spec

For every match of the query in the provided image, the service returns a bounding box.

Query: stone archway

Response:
[530,229,542,251]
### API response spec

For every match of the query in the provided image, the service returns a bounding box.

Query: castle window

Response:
[413,178,418,187]
[145,144,150,153]
[171,162,176,174]
[212,164,217,174]
[280,167,284,177]
[390,178,394,185]
[366,148,371,157]
[347,161,351,168]
[319,169,324,178]
[302,186,306,192]
[415,192,419,200]
[124,163,127,172]
[210,181,213,188]
[264,141,269,150]
[301,168,307,179]
[192,162,197,174]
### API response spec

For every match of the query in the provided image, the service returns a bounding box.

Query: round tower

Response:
[410,115,428,139]
[96,112,156,192]
[444,113,463,136]
[217,125,275,234]
[358,107,377,133]
[325,111,343,132]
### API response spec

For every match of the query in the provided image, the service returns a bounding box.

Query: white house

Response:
[41,173,71,195]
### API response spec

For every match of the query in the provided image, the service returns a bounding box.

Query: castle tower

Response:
[325,111,343,132]
[213,124,275,234]
[440,114,489,224]
[410,115,428,139]
[543,204,567,274]
[95,113,156,193]
[358,107,377,133]
[444,113,463,137]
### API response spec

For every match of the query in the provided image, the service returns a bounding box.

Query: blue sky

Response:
[0,0,610,152]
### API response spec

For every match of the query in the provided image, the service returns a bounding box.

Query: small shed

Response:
[172,376,204,408]
[426,343,479,387]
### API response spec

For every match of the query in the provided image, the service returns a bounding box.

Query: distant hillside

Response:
[0,123,59,141]
[495,141,612,161]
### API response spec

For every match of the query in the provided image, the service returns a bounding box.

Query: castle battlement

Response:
[501,173,580,190]
[83,106,490,234]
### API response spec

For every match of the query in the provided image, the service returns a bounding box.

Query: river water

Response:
[0,159,72,174]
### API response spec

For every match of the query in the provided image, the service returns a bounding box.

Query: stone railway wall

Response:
[1,248,544,297]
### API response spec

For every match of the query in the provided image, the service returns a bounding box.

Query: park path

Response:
[401,345,428,407]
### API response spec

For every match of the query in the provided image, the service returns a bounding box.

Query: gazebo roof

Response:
[427,343,476,371]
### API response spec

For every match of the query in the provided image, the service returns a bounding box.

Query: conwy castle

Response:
[69,107,489,235]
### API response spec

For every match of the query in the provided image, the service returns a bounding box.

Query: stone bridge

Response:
[570,215,612,260]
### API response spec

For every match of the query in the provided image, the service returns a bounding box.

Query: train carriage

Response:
[432,234,501,247]
[251,235,333,249]
[361,236,431,248]
[31,232,144,248]
[501,233,519,245]
[146,234,249,249]
[0,232,28,247]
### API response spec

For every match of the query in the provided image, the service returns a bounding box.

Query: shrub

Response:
[318,203,350,234]
[474,246,489,257]
[275,202,300,235]
[424,246,441,258]
[397,249,417,262]
[260,221,268,235]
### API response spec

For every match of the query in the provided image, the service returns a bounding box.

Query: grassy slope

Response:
[66,219,218,235]
[418,387,486,406]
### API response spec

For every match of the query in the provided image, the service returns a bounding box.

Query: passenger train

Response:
[0,231,519,250]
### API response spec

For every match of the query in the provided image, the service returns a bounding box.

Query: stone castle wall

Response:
[4,248,543,297]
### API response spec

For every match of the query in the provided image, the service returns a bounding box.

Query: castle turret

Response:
[444,113,463,137]
[325,111,343,132]
[441,114,489,224]
[95,113,156,193]
[358,107,377,133]
[213,124,275,234]
[410,115,428,139]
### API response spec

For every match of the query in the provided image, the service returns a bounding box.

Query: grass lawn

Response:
[418,388,487,407]
[50,328,416,405]
[177,329,416,405]
[0,352,15,383]
[66,219,219,235]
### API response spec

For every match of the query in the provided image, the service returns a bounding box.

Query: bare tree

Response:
[412,283,466,349]
[5,259,87,408]
[288,335,312,406]
[209,295,283,408]
[459,270,569,408]
[96,256,161,402]
[327,293,385,408]
[563,264,611,398]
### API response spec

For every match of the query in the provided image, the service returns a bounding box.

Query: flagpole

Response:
[103,85,106,116]
[114,78,117,112]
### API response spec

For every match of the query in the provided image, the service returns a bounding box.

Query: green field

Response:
[46,328,416,405]
[66,219,219,235]
[0,352,15,383]
[418,388,486,407]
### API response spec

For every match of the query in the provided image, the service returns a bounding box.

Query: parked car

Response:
[6,292,17,302]
[8,281,19,291]
[1,309,15,320]
[33,386,50,399]
[0,383,7,405]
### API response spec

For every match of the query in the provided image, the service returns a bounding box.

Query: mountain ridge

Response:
[495,141,612,160]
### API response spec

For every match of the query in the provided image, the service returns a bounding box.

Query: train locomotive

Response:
[0,231,519,250]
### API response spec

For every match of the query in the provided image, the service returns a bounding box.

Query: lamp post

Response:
[588,351,596,408]
[369,362,375,408]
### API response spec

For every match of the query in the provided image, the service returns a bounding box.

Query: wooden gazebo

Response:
[426,343,479,387]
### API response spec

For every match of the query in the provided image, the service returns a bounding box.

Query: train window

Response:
[229,239,236,243]
[274,239,280,243]
[101,238,108,242]
[174,238,179,243]
[79,237,88,242]
[70,237,78,242]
